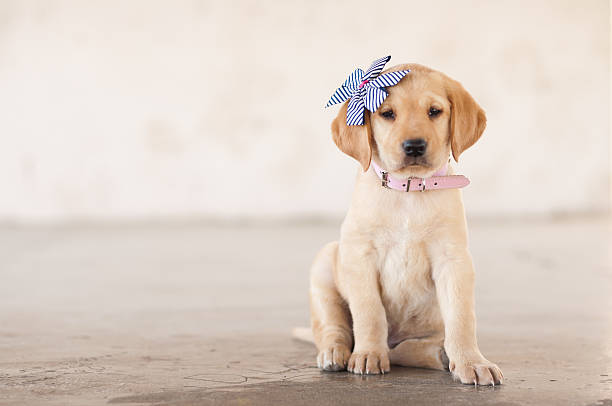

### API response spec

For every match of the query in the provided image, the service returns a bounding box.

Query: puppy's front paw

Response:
[316,344,351,372]
[347,349,390,375]
[449,358,503,386]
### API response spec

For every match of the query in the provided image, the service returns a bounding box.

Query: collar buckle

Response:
[404,177,425,192]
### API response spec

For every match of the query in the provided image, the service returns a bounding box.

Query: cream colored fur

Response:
[302,64,503,386]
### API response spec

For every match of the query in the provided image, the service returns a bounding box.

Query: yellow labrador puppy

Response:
[307,63,502,385]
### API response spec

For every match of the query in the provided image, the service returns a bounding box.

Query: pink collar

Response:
[370,160,470,192]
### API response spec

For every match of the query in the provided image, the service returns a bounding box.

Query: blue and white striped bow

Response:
[325,56,410,126]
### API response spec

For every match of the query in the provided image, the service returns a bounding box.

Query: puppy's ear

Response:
[331,102,373,171]
[446,78,487,162]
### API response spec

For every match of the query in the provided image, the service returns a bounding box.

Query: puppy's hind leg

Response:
[310,241,353,372]
[389,334,449,371]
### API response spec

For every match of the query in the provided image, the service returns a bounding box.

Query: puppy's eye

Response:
[380,110,395,120]
[428,107,442,118]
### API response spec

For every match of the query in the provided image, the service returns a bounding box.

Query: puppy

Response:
[307,63,502,385]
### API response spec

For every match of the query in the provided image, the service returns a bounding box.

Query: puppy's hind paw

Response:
[317,344,351,372]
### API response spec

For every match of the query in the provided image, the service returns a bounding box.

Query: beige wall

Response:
[0,0,609,222]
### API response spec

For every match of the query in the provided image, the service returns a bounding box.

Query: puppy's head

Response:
[331,64,486,177]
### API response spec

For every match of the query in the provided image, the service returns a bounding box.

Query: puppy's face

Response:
[331,64,486,176]
[370,69,451,178]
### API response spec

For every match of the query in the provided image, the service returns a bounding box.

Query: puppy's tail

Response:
[291,327,315,344]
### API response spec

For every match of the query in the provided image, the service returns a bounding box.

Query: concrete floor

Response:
[0,217,611,405]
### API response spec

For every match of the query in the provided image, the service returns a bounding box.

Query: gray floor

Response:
[0,216,611,405]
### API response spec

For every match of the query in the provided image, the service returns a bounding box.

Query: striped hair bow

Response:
[325,56,410,126]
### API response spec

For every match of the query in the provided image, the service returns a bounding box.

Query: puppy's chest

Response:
[375,236,437,324]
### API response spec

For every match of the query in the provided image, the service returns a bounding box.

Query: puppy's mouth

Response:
[398,156,431,172]
[389,156,432,177]
[402,156,429,168]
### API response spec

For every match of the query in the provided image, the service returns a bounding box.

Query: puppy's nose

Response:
[402,138,427,157]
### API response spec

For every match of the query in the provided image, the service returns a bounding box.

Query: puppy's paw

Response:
[347,349,390,375]
[316,344,351,372]
[449,358,503,386]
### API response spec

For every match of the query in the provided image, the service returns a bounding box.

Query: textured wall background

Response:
[0,0,609,222]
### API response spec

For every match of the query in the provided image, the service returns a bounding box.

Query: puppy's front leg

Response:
[432,248,503,386]
[337,248,390,375]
